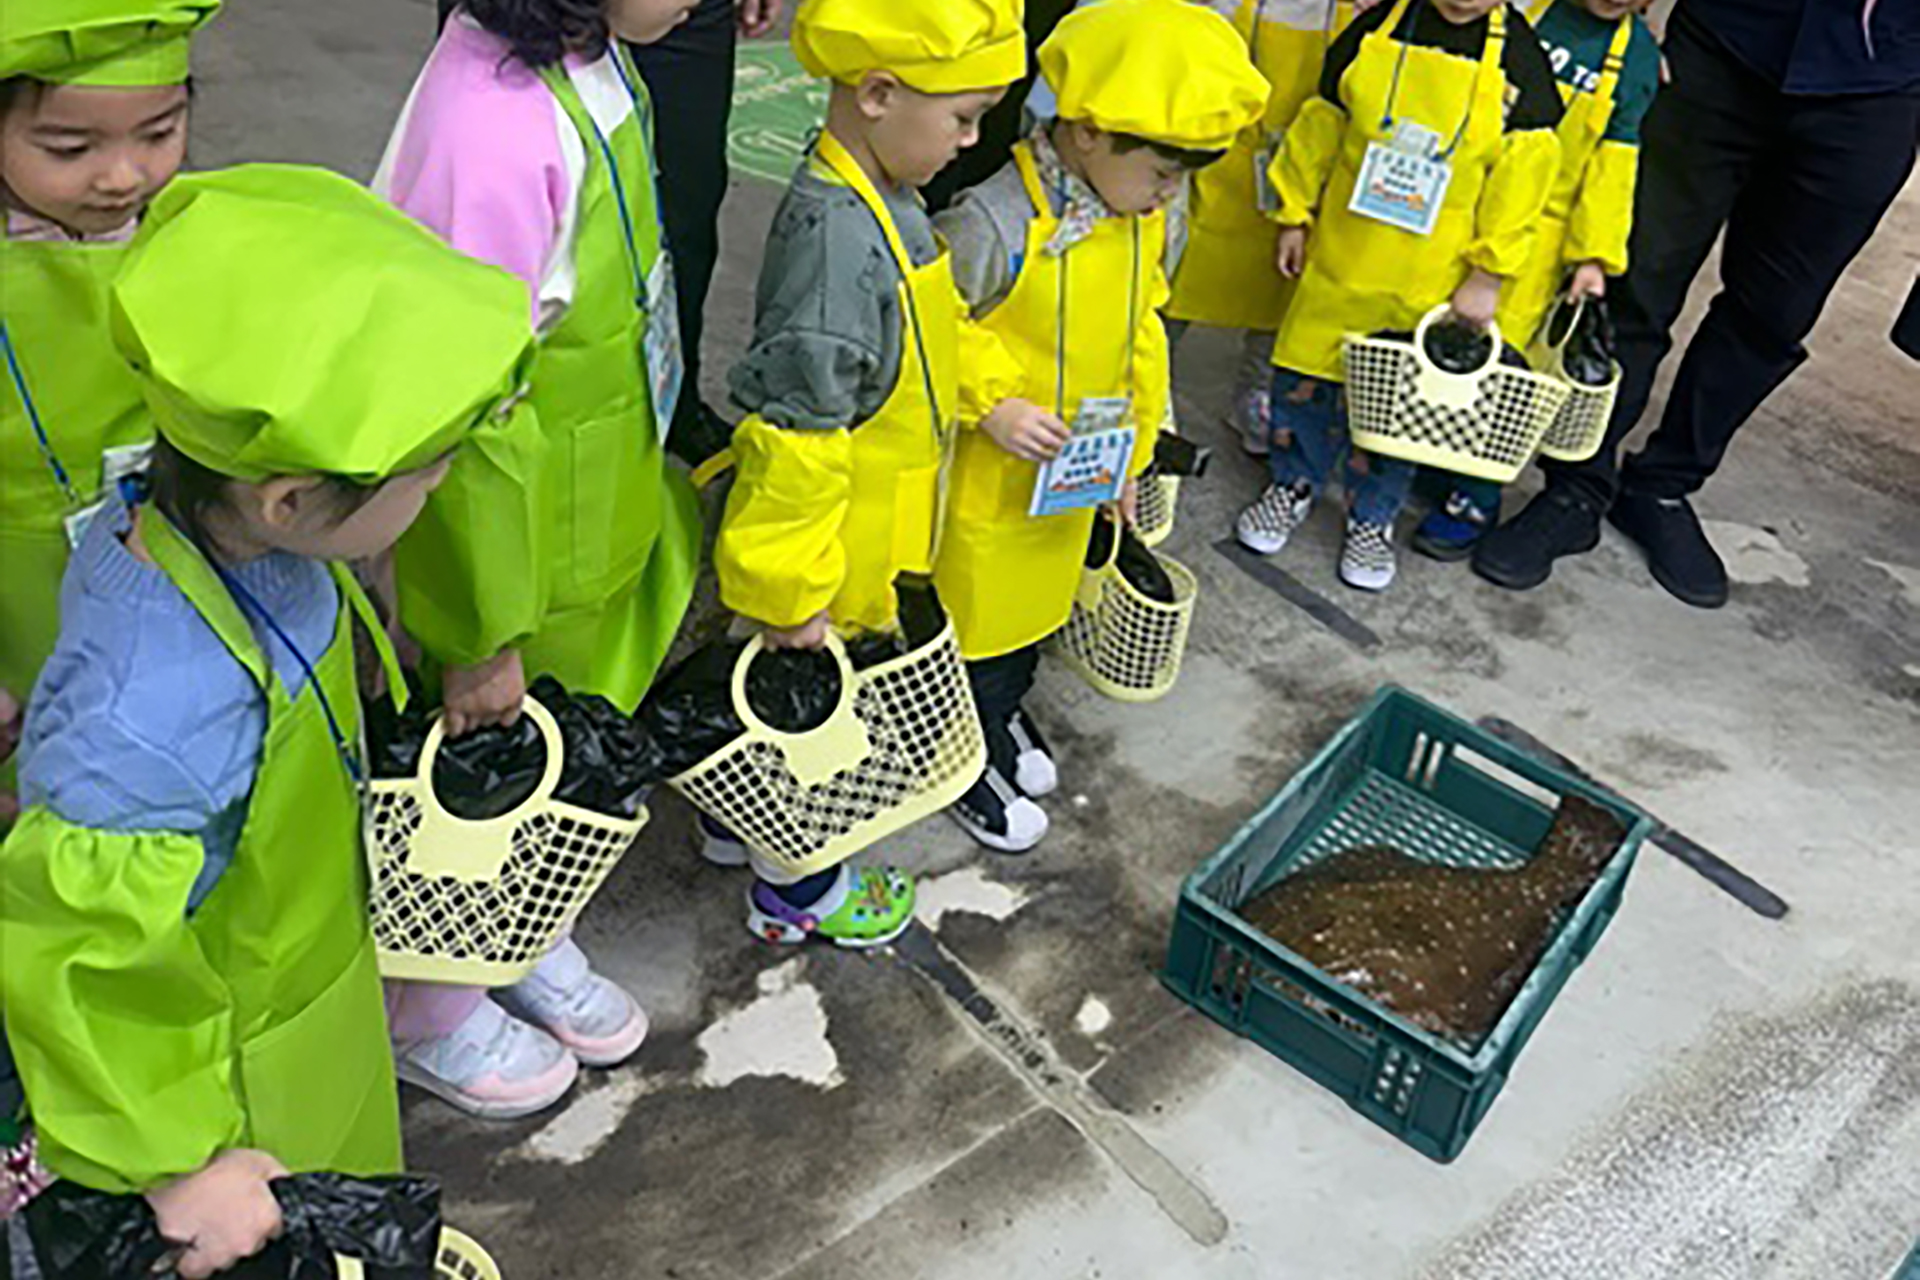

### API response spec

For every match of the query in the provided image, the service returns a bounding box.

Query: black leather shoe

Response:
[1607,490,1729,609]
[1471,487,1602,590]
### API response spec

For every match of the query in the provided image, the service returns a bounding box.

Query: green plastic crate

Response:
[1898,1239,1920,1280]
[1162,686,1653,1162]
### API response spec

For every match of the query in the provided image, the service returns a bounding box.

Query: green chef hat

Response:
[0,0,222,88]
[111,165,535,483]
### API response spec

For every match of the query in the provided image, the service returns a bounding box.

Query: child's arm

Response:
[718,189,904,639]
[1,810,248,1192]
[1459,14,1569,323]
[1563,21,1661,296]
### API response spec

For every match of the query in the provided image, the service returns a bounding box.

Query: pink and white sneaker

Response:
[496,938,649,1068]
[395,998,579,1120]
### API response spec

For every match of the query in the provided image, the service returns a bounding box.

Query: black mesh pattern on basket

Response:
[1055,557,1196,703]
[364,795,637,973]
[671,629,986,877]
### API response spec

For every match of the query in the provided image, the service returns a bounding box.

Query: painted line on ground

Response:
[1212,537,1382,651]
[894,924,1230,1248]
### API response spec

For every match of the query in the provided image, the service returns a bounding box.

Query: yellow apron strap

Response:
[1594,15,1633,122]
[141,510,273,692]
[815,131,916,277]
[330,564,409,714]
[1013,142,1051,219]
[691,446,737,490]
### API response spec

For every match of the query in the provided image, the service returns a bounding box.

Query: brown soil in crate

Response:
[1240,796,1629,1049]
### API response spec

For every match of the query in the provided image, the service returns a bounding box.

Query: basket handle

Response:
[729,632,873,788]
[400,697,568,882]
[1412,304,1504,378]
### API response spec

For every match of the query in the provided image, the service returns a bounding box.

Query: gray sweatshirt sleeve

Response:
[728,177,906,432]
[932,162,1038,319]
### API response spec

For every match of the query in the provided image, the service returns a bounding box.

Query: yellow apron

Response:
[717,132,961,634]
[0,238,150,735]
[1270,0,1552,381]
[1495,6,1636,347]
[1167,0,1354,332]
[936,144,1166,661]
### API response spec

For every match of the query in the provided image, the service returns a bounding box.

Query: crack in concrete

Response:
[892,924,1231,1248]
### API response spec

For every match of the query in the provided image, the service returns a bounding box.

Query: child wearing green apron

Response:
[0,0,221,806]
[1412,0,1660,561]
[717,0,1024,945]
[1234,0,1565,592]
[1,166,533,1274]
[375,0,708,1120]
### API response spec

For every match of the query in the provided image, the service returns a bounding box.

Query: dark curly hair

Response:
[461,0,610,69]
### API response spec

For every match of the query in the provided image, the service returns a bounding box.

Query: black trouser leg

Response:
[1542,10,1771,507]
[967,646,1041,779]
[923,0,1077,212]
[1618,83,1920,499]
[630,0,738,436]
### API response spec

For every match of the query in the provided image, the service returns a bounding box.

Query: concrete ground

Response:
[199,4,1919,1277]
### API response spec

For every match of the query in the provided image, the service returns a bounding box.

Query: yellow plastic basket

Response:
[1053,539,1197,704]
[669,627,987,880]
[365,698,648,986]
[1527,296,1621,463]
[335,1227,500,1279]
[1134,466,1179,549]
[1343,306,1572,484]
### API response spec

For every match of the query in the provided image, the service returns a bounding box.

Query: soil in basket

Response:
[1241,796,1629,1050]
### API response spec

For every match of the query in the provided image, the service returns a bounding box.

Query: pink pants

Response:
[383,981,488,1046]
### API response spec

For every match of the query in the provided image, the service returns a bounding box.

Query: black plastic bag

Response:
[1895,277,1920,361]
[22,1174,442,1279]
[1379,322,1528,374]
[1151,433,1211,479]
[366,676,661,820]
[1086,509,1176,604]
[638,577,947,778]
[1543,290,1617,387]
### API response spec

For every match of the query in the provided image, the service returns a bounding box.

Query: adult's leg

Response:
[1619,86,1920,498]
[630,0,739,456]
[1540,9,1777,508]
[923,0,1078,211]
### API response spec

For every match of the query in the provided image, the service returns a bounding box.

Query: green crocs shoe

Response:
[747,865,917,949]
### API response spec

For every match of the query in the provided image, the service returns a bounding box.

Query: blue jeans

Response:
[1267,369,1415,525]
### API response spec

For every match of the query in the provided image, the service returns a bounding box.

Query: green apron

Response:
[0,238,152,748]
[0,512,402,1191]
[394,49,700,714]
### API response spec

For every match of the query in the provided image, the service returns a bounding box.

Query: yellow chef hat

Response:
[0,0,221,88]
[792,0,1027,94]
[1041,0,1269,152]
[111,165,535,484]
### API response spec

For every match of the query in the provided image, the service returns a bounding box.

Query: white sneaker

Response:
[698,815,750,868]
[1340,516,1399,592]
[396,998,579,1120]
[1236,482,1313,556]
[1008,708,1058,798]
[496,938,649,1068]
[949,765,1049,854]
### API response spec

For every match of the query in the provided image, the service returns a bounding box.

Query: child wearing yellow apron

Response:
[1412,0,1659,561]
[2,166,531,1274]
[0,0,220,804]
[1235,0,1564,592]
[1165,0,1355,456]
[717,0,1025,944]
[933,0,1267,851]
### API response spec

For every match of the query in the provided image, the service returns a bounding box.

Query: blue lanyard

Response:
[1378,0,1482,162]
[584,50,663,313]
[217,562,365,785]
[1,319,79,505]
